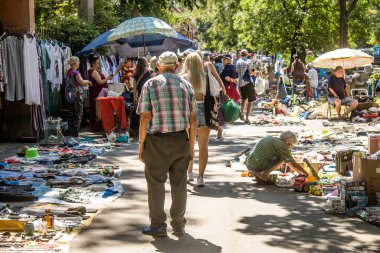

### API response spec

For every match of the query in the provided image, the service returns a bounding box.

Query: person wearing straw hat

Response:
[137,51,197,237]
[327,66,358,119]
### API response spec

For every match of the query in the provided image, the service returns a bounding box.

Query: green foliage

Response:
[234,0,338,63]
[93,0,122,32]
[45,16,99,53]
[35,0,78,26]
[34,0,380,56]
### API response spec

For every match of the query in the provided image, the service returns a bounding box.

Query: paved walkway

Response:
[65,120,379,253]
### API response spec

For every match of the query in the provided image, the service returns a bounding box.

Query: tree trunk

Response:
[339,0,358,48]
[339,0,348,48]
[78,0,94,22]
[131,4,140,17]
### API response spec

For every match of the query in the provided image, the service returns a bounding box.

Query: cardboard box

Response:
[353,154,380,205]
[368,135,380,154]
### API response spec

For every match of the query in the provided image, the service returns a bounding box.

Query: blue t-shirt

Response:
[220,64,237,86]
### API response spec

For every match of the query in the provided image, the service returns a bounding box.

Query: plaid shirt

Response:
[236,58,254,87]
[137,72,196,134]
[245,136,295,171]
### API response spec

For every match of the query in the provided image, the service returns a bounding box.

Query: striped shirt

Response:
[236,58,254,87]
[245,136,295,171]
[137,72,196,134]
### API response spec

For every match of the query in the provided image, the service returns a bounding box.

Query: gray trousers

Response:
[3,37,24,101]
[143,130,190,229]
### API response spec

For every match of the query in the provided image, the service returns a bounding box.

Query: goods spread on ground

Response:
[228,126,380,227]
[0,137,125,253]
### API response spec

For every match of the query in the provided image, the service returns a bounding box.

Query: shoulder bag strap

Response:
[205,68,211,97]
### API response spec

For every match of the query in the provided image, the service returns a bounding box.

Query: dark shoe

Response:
[142,225,167,237]
[173,227,185,236]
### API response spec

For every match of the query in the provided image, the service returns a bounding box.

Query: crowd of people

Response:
[63,49,359,237]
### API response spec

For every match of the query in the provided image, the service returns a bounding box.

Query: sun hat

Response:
[241,49,248,56]
[158,52,178,66]
[25,148,40,159]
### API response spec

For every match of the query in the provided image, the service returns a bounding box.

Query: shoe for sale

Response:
[173,227,186,236]
[187,172,194,182]
[142,225,167,237]
[196,177,205,187]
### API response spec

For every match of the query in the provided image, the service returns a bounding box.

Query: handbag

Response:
[226,82,240,102]
[255,77,266,95]
[306,85,314,98]
[204,71,219,130]
[206,64,221,96]
[220,97,241,122]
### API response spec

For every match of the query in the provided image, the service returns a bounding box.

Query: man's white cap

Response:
[158,52,178,66]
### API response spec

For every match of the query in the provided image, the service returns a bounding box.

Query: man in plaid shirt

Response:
[137,52,197,237]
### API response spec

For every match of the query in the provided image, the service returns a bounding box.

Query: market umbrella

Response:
[112,35,194,58]
[107,17,177,53]
[77,31,194,57]
[312,48,373,69]
[77,29,116,56]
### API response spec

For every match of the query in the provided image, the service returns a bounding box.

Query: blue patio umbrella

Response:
[77,29,195,56]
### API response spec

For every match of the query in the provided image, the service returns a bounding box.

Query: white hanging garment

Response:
[23,34,41,105]
[62,46,72,75]
[51,45,63,91]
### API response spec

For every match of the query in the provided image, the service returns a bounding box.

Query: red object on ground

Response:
[97,97,127,133]
[362,114,378,119]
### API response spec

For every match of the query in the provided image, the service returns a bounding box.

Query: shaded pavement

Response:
[64,120,379,252]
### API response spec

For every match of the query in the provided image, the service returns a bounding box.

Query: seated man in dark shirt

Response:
[328,66,358,118]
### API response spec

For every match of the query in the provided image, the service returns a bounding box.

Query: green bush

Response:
[45,17,100,53]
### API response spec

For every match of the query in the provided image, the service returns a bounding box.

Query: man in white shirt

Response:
[307,63,319,100]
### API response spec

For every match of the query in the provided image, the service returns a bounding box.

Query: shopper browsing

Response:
[137,52,197,237]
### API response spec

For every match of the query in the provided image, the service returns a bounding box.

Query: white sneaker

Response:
[187,172,194,182]
[196,177,205,187]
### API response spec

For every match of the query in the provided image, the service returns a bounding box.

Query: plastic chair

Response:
[327,100,349,120]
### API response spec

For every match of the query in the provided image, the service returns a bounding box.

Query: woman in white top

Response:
[181,52,225,187]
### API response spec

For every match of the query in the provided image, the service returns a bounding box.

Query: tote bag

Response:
[204,71,219,130]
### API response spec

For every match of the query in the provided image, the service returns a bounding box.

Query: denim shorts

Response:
[328,97,356,106]
[196,102,207,128]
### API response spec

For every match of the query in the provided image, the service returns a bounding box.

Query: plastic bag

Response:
[221,99,241,122]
